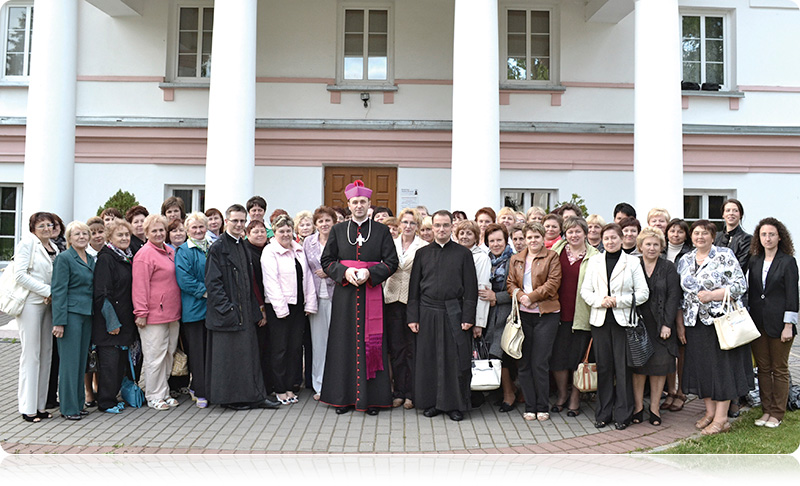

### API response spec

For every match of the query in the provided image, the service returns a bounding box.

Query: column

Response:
[633,0,684,218]
[22,0,78,222]
[451,0,500,215]
[204,0,257,211]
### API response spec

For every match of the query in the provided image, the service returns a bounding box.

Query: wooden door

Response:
[324,167,397,214]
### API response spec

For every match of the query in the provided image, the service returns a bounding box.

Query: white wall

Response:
[397,167,451,213]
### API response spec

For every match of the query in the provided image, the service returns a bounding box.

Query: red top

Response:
[558,249,581,321]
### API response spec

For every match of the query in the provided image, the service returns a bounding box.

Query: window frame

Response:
[166,185,205,214]
[502,188,557,214]
[679,9,735,91]
[166,1,214,83]
[683,189,735,232]
[500,2,560,87]
[336,1,395,87]
[1,2,34,81]
[0,185,23,262]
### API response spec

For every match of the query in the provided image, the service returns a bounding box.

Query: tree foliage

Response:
[553,193,589,217]
[97,190,139,217]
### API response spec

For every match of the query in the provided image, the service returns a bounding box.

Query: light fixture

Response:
[360,92,370,108]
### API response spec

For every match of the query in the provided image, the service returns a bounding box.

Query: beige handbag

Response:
[713,288,760,350]
[500,288,524,359]
[573,338,597,393]
[0,254,34,317]
[171,337,189,376]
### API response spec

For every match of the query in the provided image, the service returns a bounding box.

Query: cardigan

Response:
[747,249,799,338]
[552,239,599,331]
[261,239,317,318]
[580,250,649,327]
[303,232,336,300]
[131,241,182,324]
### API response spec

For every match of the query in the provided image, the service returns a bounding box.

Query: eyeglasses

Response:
[401,221,417,226]
[36,224,54,230]
[228,219,247,225]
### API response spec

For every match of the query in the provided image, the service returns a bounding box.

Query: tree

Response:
[97,190,139,217]
[553,193,589,218]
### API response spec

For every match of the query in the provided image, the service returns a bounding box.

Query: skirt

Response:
[549,322,591,372]
[682,321,754,401]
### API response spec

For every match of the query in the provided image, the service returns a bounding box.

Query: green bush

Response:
[97,190,139,217]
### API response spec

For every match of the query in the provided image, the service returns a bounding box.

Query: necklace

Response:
[347,218,372,247]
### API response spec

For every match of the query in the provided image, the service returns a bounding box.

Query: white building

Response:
[1,0,799,259]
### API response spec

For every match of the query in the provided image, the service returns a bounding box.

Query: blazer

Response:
[580,251,649,327]
[507,247,562,315]
[92,246,136,347]
[383,235,427,305]
[303,232,336,300]
[471,244,491,328]
[747,250,799,339]
[677,245,747,327]
[51,247,95,326]
[261,239,317,318]
[641,257,681,356]
[552,239,599,331]
[13,233,58,304]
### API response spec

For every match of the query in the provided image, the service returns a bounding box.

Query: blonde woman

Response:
[526,206,546,224]
[294,210,314,243]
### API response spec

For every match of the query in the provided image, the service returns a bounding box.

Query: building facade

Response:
[0,0,799,259]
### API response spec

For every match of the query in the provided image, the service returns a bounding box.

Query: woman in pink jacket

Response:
[261,214,317,405]
[132,214,182,411]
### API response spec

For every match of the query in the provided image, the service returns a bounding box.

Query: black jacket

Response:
[92,246,137,347]
[715,225,752,271]
[748,249,799,339]
[640,257,680,357]
[204,232,261,332]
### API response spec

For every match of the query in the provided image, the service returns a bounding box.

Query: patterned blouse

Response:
[676,245,747,326]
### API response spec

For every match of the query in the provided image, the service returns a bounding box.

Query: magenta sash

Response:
[341,260,384,380]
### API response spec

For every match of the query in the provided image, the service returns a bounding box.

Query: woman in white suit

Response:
[15,212,60,423]
[580,223,649,430]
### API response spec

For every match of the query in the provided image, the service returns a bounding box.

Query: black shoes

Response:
[257,398,281,409]
[447,410,464,422]
[61,414,82,420]
[79,409,90,416]
[423,407,442,418]
[498,402,515,413]
[365,407,379,416]
[335,405,353,415]
[223,403,251,411]
[614,422,628,430]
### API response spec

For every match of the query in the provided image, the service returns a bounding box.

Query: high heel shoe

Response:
[660,394,674,411]
[649,411,662,426]
[631,408,644,424]
[550,401,567,413]
[22,414,41,423]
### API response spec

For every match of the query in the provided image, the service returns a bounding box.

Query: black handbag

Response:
[625,293,654,368]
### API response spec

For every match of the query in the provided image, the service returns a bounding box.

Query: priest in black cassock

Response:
[407,210,478,421]
[320,180,398,415]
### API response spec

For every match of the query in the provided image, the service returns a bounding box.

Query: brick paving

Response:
[1,315,799,455]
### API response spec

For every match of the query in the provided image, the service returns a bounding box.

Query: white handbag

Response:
[0,256,33,317]
[470,336,501,391]
[500,288,524,359]
[713,288,761,350]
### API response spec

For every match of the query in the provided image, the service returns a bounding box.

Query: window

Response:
[176,6,213,78]
[502,189,556,213]
[167,186,205,214]
[341,7,390,82]
[684,190,734,232]
[502,6,558,84]
[681,13,727,88]
[3,3,33,78]
[0,186,22,261]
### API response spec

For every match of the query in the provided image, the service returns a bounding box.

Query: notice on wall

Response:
[400,188,419,209]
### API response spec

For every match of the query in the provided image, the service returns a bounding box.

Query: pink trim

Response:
[383,91,394,104]
[2,126,799,174]
[330,91,341,104]
[76,75,165,82]
[256,77,335,84]
[682,96,689,110]
[551,93,562,106]
[163,88,175,102]
[499,92,510,105]
[738,85,800,93]
[561,82,634,89]
[729,97,739,111]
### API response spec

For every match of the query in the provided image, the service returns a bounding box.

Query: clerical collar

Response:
[226,231,242,243]
[436,240,449,248]
[351,216,368,225]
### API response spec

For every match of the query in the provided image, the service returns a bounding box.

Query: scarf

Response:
[489,245,514,290]
[189,237,209,255]
[107,242,133,263]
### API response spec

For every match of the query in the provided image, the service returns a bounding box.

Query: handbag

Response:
[573,338,597,393]
[470,336,502,391]
[500,288,524,359]
[0,252,34,317]
[171,337,189,376]
[625,293,654,367]
[120,348,146,408]
[86,347,99,373]
[713,288,760,350]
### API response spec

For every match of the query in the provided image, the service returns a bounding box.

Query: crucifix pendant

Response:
[356,234,365,247]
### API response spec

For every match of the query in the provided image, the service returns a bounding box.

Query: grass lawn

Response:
[657,406,800,454]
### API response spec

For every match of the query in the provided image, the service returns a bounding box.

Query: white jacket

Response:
[580,251,649,327]
[13,233,58,304]
[470,245,491,329]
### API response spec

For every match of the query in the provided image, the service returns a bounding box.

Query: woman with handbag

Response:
[13,213,59,423]
[92,218,137,414]
[506,222,562,421]
[747,217,797,429]
[51,221,96,420]
[631,227,680,426]
[550,217,598,417]
[676,220,752,435]
[580,223,649,430]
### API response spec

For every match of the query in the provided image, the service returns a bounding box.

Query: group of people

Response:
[11,185,796,435]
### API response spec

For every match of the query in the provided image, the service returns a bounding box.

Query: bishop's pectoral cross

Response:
[356,233,366,247]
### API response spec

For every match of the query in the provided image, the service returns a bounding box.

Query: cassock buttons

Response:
[761,294,765,299]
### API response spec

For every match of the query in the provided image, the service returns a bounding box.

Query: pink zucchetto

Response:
[344,179,373,200]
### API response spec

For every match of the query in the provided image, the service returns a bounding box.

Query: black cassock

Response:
[320,219,398,410]
[407,240,477,413]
